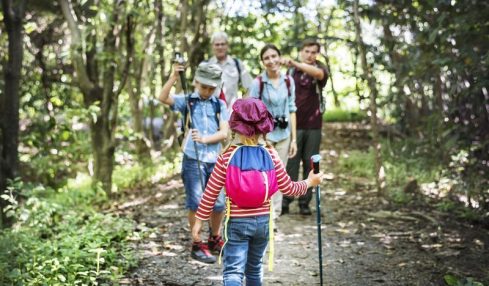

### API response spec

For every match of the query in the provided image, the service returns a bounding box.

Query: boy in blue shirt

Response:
[159,62,229,263]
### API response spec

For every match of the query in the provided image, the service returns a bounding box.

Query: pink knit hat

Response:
[229,98,274,136]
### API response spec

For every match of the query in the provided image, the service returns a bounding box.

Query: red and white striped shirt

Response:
[195,145,309,221]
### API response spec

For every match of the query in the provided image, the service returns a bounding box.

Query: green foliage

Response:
[0,181,137,285]
[364,0,489,202]
[436,200,457,212]
[338,150,374,178]
[444,274,485,286]
[0,153,179,285]
[112,154,181,190]
[383,156,441,191]
[338,135,487,217]
[337,141,442,196]
[323,108,368,122]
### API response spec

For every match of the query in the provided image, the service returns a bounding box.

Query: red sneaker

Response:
[208,235,225,253]
[191,241,216,264]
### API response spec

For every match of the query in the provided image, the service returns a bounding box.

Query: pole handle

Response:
[179,71,187,93]
[310,154,321,174]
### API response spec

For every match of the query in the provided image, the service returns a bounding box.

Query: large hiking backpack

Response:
[225,145,278,208]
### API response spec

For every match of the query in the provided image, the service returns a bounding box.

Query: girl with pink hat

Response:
[191,98,323,285]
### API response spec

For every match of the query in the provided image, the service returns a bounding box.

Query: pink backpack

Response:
[225,145,278,208]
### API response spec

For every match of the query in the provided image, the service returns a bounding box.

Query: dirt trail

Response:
[119,123,489,286]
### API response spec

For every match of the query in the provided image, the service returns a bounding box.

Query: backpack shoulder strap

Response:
[315,62,326,113]
[233,57,242,85]
[225,145,242,168]
[259,145,274,162]
[183,96,221,132]
[287,67,295,77]
[284,75,291,97]
[258,75,290,99]
[258,76,264,100]
[212,97,222,130]
[182,95,197,133]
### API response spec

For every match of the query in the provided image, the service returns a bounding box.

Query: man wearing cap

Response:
[208,31,253,110]
[159,62,229,264]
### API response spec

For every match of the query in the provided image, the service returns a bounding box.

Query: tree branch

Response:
[58,0,95,93]
[114,13,134,98]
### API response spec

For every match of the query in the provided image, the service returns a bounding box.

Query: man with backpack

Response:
[281,39,329,216]
[159,62,229,264]
[207,31,253,110]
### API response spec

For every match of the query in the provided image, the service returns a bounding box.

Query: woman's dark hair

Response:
[260,44,281,61]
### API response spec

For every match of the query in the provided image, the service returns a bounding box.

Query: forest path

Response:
[118,123,489,286]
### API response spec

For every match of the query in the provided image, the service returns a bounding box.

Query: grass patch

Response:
[323,108,368,122]
[112,154,181,190]
[336,142,442,203]
[338,139,484,217]
[337,150,375,178]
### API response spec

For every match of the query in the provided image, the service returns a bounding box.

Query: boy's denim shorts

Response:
[181,155,225,212]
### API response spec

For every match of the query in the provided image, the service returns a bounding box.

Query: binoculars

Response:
[173,52,186,65]
[274,116,288,129]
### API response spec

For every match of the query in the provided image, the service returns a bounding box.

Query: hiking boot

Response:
[208,235,225,253]
[191,241,216,264]
[299,206,312,216]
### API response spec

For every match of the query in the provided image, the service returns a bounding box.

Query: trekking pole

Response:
[175,52,205,192]
[311,154,323,286]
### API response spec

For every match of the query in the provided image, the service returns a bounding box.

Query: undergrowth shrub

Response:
[323,108,368,122]
[0,178,137,285]
[337,143,441,201]
[0,155,180,285]
[336,137,487,217]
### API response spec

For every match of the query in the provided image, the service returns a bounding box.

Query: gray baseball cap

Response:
[194,62,222,87]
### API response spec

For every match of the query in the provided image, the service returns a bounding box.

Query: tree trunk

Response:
[382,22,408,129]
[90,115,115,193]
[128,79,149,158]
[155,0,166,83]
[187,0,210,71]
[319,7,340,107]
[353,0,386,195]
[0,0,26,228]
[128,19,151,158]
[352,45,364,103]
[158,0,179,151]
[60,0,130,195]
[178,0,189,54]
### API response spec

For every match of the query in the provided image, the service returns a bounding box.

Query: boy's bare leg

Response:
[210,211,225,236]
[188,211,197,231]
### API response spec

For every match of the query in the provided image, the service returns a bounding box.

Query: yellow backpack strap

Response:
[268,199,274,271]
[218,197,231,265]
[219,147,239,265]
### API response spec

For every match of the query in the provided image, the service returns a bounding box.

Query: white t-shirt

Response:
[208,55,253,110]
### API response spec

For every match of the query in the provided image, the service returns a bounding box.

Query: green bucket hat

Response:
[194,62,222,87]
